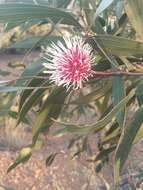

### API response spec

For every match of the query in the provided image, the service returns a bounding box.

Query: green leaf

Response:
[112,65,125,127]
[88,35,143,56]
[119,56,135,71]
[0,85,49,93]
[95,0,114,17]
[136,81,143,106]
[115,0,124,19]
[114,105,143,184]
[0,69,10,76]
[56,0,72,8]
[102,127,120,145]
[5,21,23,31]
[32,87,68,144]
[125,0,143,42]
[89,146,116,162]
[10,36,44,49]
[101,123,120,145]
[73,82,111,104]
[53,90,135,135]
[16,58,44,86]
[17,80,50,126]
[134,125,143,144]
[8,110,30,125]
[91,16,105,34]
[18,76,46,112]
[0,58,45,118]
[0,4,80,27]
[46,153,58,167]
[89,35,126,127]
[10,36,63,49]
[7,147,32,173]
[32,139,43,151]
[81,0,94,26]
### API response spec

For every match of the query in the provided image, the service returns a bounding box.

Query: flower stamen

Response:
[43,36,93,90]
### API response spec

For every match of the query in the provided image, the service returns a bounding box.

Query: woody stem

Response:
[93,71,143,78]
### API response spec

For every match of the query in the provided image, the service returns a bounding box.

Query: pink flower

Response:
[43,36,93,90]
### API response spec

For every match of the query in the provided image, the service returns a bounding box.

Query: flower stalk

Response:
[93,71,143,78]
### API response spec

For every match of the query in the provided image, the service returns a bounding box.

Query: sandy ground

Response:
[0,133,109,190]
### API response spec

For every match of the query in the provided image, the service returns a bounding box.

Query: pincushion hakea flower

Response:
[43,36,93,90]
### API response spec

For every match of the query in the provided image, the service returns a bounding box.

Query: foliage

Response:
[0,0,143,188]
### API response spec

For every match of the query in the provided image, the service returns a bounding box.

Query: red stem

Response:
[93,71,143,78]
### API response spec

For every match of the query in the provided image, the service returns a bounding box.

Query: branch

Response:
[93,71,143,78]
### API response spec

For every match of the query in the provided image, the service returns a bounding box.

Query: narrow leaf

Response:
[95,0,114,17]
[7,147,32,173]
[87,35,143,56]
[32,87,68,144]
[114,105,143,184]
[112,66,125,127]
[53,90,135,135]
[0,86,50,93]
[17,80,50,125]
[73,82,111,104]
[136,81,143,106]
[46,153,58,167]
[10,36,63,49]
[0,4,80,27]
[125,0,143,41]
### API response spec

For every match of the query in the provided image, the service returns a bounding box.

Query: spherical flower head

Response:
[43,36,93,90]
